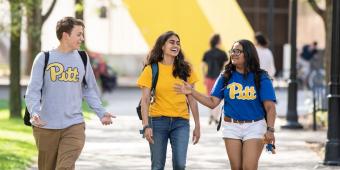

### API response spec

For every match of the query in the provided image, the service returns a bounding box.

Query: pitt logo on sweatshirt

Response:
[46,63,79,82]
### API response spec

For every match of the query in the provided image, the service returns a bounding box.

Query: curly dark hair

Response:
[144,31,191,81]
[223,39,268,89]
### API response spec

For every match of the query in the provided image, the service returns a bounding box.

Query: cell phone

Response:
[266,143,276,154]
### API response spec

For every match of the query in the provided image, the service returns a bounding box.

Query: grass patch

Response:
[0,117,36,170]
[0,100,96,169]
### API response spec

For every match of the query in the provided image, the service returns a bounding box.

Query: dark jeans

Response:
[149,116,190,170]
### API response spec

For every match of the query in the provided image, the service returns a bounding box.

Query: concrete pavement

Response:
[71,116,338,170]
[78,88,338,169]
[27,87,340,170]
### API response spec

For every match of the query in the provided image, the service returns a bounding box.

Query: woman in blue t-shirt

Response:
[174,39,276,170]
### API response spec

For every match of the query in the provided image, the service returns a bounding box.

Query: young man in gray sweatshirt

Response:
[25,16,115,170]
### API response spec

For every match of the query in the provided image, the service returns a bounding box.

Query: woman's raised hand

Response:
[174,81,193,95]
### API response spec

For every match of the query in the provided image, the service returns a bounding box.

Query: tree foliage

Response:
[75,0,84,20]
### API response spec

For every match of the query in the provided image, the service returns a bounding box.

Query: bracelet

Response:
[267,126,275,133]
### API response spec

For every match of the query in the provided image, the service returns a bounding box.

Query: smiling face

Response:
[229,42,245,67]
[162,35,180,58]
[63,25,84,50]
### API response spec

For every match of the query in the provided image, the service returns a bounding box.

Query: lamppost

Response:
[267,0,274,52]
[324,0,340,165]
[281,0,303,129]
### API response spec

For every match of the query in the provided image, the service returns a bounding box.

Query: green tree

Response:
[308,0,332,81]
[9,0,22,118]
[75,0,87,50]
[75,0,84,20]
[24,0,56,75]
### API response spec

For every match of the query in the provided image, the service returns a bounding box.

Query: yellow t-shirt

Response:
[137,62,198,119]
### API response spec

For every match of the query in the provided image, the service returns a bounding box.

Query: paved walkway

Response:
[70,116,338,170]
[28,88,340,170]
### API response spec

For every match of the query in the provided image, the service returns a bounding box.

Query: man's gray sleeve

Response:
[82,55,107,119]
[25,52,45,116]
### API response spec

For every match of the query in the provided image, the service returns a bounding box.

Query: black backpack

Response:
[136,63,158,120]
[24,51,88,126]
[135,63,189,120]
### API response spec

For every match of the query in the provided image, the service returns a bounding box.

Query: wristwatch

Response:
[143,124,151,132]
[267,126,275,133]
[140,124,151,135]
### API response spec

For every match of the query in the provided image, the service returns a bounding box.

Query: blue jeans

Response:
[149,116,190,170]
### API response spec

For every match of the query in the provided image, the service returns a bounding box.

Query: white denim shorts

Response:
[221,118,267,141]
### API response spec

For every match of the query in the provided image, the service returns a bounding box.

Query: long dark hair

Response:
[223,39,267,89]
[144,31,191,81]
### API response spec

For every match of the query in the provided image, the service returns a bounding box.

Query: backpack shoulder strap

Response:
[77,50,88,87]
[37,51,50,100]
[151,63,159,94]
[43,51,49,78]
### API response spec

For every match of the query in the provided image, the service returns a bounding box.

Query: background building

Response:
[0,0,326,91]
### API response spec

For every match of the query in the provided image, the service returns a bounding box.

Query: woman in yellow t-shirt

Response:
[137,31,200,170]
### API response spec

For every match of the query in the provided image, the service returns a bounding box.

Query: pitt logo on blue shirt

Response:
[227,82,256,100]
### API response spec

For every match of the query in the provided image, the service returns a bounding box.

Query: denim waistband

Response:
[151,116,189,121]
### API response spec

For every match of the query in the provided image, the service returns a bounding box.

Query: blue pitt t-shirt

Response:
[211,71,276,120]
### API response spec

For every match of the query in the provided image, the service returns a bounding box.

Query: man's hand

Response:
[100,112,116,125]
[30,114,47,127]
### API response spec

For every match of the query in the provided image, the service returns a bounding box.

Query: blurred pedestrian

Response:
[202,34,228,125]
[137,31,201,170]
[301,41,318,61]
[174,39,277,170]
[255,32,276,78]
[298,41,318,88]
[25,16,116,170]
[88,52,117,93]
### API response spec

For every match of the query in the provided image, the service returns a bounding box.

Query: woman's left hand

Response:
[174,81,193,95]
[264,131,275,144]
[192,127,201,144]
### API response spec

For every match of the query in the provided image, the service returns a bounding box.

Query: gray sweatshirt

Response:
[25,49,106,129]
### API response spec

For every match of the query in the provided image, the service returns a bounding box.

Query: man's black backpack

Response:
[136,63,158,120]
[24,51,88,126]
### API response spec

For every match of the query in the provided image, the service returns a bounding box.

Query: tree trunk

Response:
[9,0,22,118]
[25,0,42,75]
[308,0,332,82]
[324,1,332,82]
[25,0,56,75]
